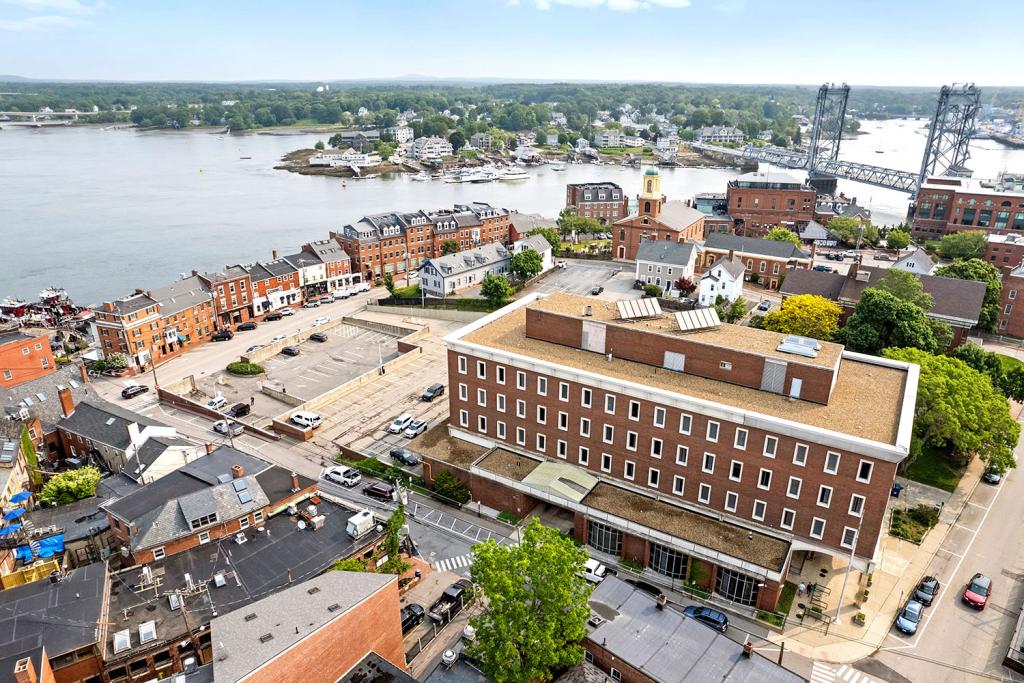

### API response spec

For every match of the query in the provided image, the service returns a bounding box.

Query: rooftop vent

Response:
[855,270,871,282]
[244,612,258,622]
[327,603,341,613]
[259,633,274,644]
[777,335,820,358]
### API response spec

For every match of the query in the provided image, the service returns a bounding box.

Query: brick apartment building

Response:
[998,264,1024,337]
[565,182,629,224]
[612,169,705,261]
[302,238,354,291]
[698,234,813,290]
[911,175,1024,238]
[426,292,918,611]
[333,203,511,282]
[244,258,303,316]
[726,171,816,238]
[984,233,1024,273]
[197,265,255,327]
[0,329,55,389]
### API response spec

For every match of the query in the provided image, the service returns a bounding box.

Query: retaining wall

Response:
[157,383,279,441]
[364,303,486,323]
[241,317,354,365]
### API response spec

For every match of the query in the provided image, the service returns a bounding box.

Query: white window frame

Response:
[458,356,468,374]
[496,394,506,413]
[698,483,712,504]
[653,406,666,428]
[516,371,526,390]
[824,451,841,475]
[458,383,468,401]
[537,376,548,396]
[580,417,591,438]
[497,421,506,439]
[605,394,616,414]
[679,413,692,435]
[579,446,590,466]
[702,452,715,474]
[516,400,526,418]
[676,445,689,466]
[459,409,469,427]
[478,415,488,433]
[496,365,506,385]
[536,433,546,452]
[849,493,865,518]
[650,438,663,459]
[628,400,641,421]
[476,388,487,407]
[810,517,826,539]
[725,491,739,512]
[648,467,660,488]
[253,511,264,524]
[763,435,778,458]
[780,508,796,530]
[626,431,638,452]
[601,452,613,473]
[581,388,592,408]
[729,460,743,482]
[624,460,636,480]
[817,485,833,508]
[557,411,568,431]
[752,500,767,522]
[787,476,802,499]
[601,423,616,445]
[198,531,211,545]
[476,360,486,379]
[673,475,685,496]
[757,468,772,491]
[793,443,808,467]
[559,382,570,402]
[841,526,857,549]
[734,428,748,450]
[706,420,719,443]
[516,427,526,445]
[856,460,873,484]
[557,439,567,459]
[152,547,166,560]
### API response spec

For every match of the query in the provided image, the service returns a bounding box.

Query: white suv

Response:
[387,413,413,434]
[290,411,322,429]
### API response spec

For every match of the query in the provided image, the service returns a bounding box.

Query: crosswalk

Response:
[433,543,519,573]
[810,662,877,683]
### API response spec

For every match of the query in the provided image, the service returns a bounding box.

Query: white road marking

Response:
[809,662,835,683]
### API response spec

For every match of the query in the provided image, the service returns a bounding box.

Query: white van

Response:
[207,396,227,411]
[290,411,323,429]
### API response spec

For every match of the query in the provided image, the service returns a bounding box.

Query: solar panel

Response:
[216,473,232,484]
[674,308,721,332]
[105,417,116,426]
[238,490,254,504]
[69,380,79,388]
[232,479,248,492]
[616,297,663,320]
[23,397,33,406]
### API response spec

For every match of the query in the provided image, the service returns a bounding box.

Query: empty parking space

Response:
[529,261,639,299]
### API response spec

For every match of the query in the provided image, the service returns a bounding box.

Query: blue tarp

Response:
[13,546,31,563]
[0,524,21,537]
[2,508,25,522]
[8,492,30,504]
[35,534,64,558]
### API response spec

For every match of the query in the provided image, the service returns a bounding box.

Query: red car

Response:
[962,573,991,609]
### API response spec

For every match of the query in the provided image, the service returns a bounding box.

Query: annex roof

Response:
[422,242,509,279]
[260,259,299,278]
[891,249,935,275]
[635,240,697,267]
[108,292,158,316]
[732,170,806,187]
[282,252,323,270]
[704,233,811,260]
[704,256,746,281]
[57,398,167,451]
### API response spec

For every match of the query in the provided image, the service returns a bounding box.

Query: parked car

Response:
[682,605,729,633]
[264,312,283,321]
[982,468,1002,485]
[387,413,413,434]
[591,285,604,295]
[121,385,149,399]
[324,466,361,487]
[403,419,428,438]
[557,260,567,269]
[280,346,300,356]
[318,295,333,305]
[825,252,837,261]
[302,301,320,309]
[207,396,227,411]
[429,579,473,623]
[213,420,244,437]
[279,307,295,316]
[212,329,234,341]
[270,334,288,344]
[962,573,991,609]
[309,332,328,343]
[894,599,924,634]
[363,481,395,502]
[401,603,426,634]
[390,448,421,466]
[812,265,833,273]
[580,558,608,583]
[290,411,322,429]
[875,253,894,261]
[834,254,846,261]
[421,383,445,402]
[245,344,264,353]
[757,299,771,312]
[228,402,250,418]
[312,316,331,326]
[914,576,940,606]
[236,321,257,331]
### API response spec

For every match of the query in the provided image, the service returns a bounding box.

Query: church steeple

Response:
[639,166,664,217]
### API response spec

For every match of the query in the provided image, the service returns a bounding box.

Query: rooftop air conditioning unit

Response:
[855,270,871,282]
[588,615,606,628]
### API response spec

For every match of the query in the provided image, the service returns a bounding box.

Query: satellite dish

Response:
[119,547,129,558]
[297,520,306,531]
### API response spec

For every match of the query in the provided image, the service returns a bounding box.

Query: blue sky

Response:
[1,0,1021,85]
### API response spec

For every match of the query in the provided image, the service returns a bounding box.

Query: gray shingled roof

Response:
[109,293,158,315]
[508,211,557,233]
[303,239,350,264]
[704,255,746,281]
[261,259,298,278]
[211,572,396,683]
[57,399,167,450]
[517,234,552,255]
[705,233,811,260]
[1,364,91,432]
[151,275,212,316]
[282,252,323,269]
[422,242,510,278]
[0,329,33,346]
[23,495,109,543]
[892,249,935,274]
[636,240,697,267]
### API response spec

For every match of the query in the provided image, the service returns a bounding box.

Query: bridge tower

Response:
[916,83,981,191]
[807,83,850,172]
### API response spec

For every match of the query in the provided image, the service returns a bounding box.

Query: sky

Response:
[0,0,1022,86]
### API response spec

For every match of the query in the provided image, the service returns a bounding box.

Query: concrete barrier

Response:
[241,317,356,365]
[259,384,304,407]
[339,316,421,338]
[364,302,485,323]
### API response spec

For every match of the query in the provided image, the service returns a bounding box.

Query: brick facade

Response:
[911,176,1024,238]
[566,182,629,224]
[197,267,255,327]
[998,270,1024,338]
[726,172,816,238]
[0,332,56,389]
[697,246,812,291]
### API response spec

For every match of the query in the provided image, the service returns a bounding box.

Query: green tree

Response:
[761,294,842,340]
[39,466,101,506]
[379,504,411,575]
[934,259,1001,332]
[644,284,663,297]
[529,227,561,256]
[874,269,933,311]
[433,469,471,504]
[765,226,802,247]
[383,273,396,296]
[333,557,368,572]
[886,229,911,252]
[883,348,1019,473]
[949,344,1005,393]
[314,140,325,150]
[449,130,466,151]
[480,274,514,308]
[105,352,129,370]
[467,519,591,683]
[936,231,986,260]
[827,216,873,246]
[839,289,938,355]
[510,248,543,281]
[1001,366,1024,403]
[20,426,41,487]
[440,239,460,255]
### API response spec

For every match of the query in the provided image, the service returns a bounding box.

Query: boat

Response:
[239,156,252,160]
[353,173,380,180]
[411,171,430,181]
[430,171,444,179]
[550,163,566,172]
[874,149,884,154]
[500,168,530,181]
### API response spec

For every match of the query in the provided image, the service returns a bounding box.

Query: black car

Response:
[309,332,328,343]
[400,603,425,634]
[421,383,445,402]
[363,482,395,502]
[236,321,257,331]
[121,385,149,399]
[264,312,283,321]
[982,468,1002,485]
[390,448,421,466]
[212,329,234,342]
[280,346,301,356]
[682,605,729,633]
[591,285,604,295]
[914,576,940,606]
[228,402,251,418]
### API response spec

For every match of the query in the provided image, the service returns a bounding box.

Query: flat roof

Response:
[475,448,541,481]
[462,296,906,445]
[414,419,489,470]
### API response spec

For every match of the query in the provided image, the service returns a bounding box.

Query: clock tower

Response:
[639,166,664,217]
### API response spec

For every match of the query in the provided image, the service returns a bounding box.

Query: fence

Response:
[404,593,471,664]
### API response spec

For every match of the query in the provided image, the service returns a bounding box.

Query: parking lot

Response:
[527,259,640,300]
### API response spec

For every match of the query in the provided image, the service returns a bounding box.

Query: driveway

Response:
[526,260,640,300]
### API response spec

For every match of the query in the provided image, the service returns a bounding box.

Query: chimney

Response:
[290,472,300,492]
[191,269,199,277]
[846,256,862,281]
[656,594,667,610]
[728,249,735,261]
[809,241,817,259]
[102,302,115,312]
[58,387,75,418]
[232,464,244,479]
[145,290,153,298]
[205,443,215,455]
[272,250,279,260]
[12,656,34,683]
[78,363,90,384]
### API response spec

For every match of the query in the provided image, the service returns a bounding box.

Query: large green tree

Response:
[934,259,1001,332]
[839,289,938,355]
[873,269,933,311]
[40,466,101,506]
[883,348,1019,473]
[936,231,986,260]
[764,226,802,247]
[440,239,460,255]
[480,273,514,308]
[529,227,562,256]
[467,519,591,683]
[885,229,911,252]
[761,294,841,340]
[510,248,543,281]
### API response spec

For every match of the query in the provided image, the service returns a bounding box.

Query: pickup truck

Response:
[428,579,473,624]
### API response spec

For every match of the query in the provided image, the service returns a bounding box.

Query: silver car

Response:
[213,420,244,437]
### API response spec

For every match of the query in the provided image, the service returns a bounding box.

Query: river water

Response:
[2,121,1022,304]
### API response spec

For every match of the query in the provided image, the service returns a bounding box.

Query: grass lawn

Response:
[902,444,964,492]
[777,581,798,614]
[996,353,1024,374]
[391,283,421,299]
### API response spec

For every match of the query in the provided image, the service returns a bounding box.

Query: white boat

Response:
[500,168,530,181]
[411,171,430,181]
[550,163,566,172]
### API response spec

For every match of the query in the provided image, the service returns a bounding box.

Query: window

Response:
[536,433,546,452]
[758,468,772,490]
[763,436,778,458]
[793,443,808,466]
[610,668,622,682]
[580,417,591,437]
[239,516,250,531]
[653,406,666,428]
[190,513,218,530]
[629,400,641,421]
[601,452,612,472]
[496,366,506,384]
[458,383,468,401]
[152,547,166,560]
[585,651,594,664]
[849,494,865,517]
[650,438,663,459]
[734,428,748,450]
[581,388,592,408]
[624,460,636,480]
[648,467,660,488]
[603,424,614,444]
[698,483,712,504]
[478,415,488,433]
[516,371,526,390]
[824,451,841,475]
[702,452,716,474]
[458,356,467,374]
[516,427,526,445]
[476,360,486,379]
[579,446,590,465]
[459,410,469,427]
[706,420,719,442]
[198,531,210,544]
[497,421,506,439]
[676,445,689,466]
[476,388,487,407]
[673,475,685,496]
[587,520,621,555]
[649,542,688,579]
[780,508,796,530]
[516,400,526,418]
[810,517,826,539]
[626,431,638,451]
[496,394,506,413]
[605,394,616,414]
[559,382,570,401]
[752,500,767,521]
[725,491,739,512]
[253,511,264,524]
[787,476,802,499]
[856,460,873,484]
[679,413,692,435]
[729,460,743,481]
[841,527,858,549]
[719,361,732,371]
[817,485,833,508]
[537,405,547,424]
[537,377,548,395]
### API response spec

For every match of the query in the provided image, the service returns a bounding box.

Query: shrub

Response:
[226,361,265,375]
[497,511,520,524]
[749,273,760,285]
[433,470,471,504]
[643,284,663,298]
[105,352,129,370]
[40,466,101,506]
[619,558,643,573]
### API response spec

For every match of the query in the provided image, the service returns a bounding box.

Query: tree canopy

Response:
[510,248,543,280]
[873,269,933,311]
[764,226,802,247]
[440,239,460,255]
[467,518,591,683]
[886,229,911,252]
[40,466,101,506]
[839,289,939,355]
[480,274,514,307]
[556,208,605,237]
[936,231,986,260]
[933,259,1001,332]
[761,294,842,340]
[828,216,878,246]
[883,348,1019,473]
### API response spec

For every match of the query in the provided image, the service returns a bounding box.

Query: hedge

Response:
[226,361,265,375]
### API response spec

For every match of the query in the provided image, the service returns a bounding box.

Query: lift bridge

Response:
[691,83,981,194]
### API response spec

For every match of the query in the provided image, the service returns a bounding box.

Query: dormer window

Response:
[190,513,218,530]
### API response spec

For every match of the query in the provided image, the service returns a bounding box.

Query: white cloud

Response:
[0,13,85,30]
[523,0,689,10]
[0,0,106,14]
